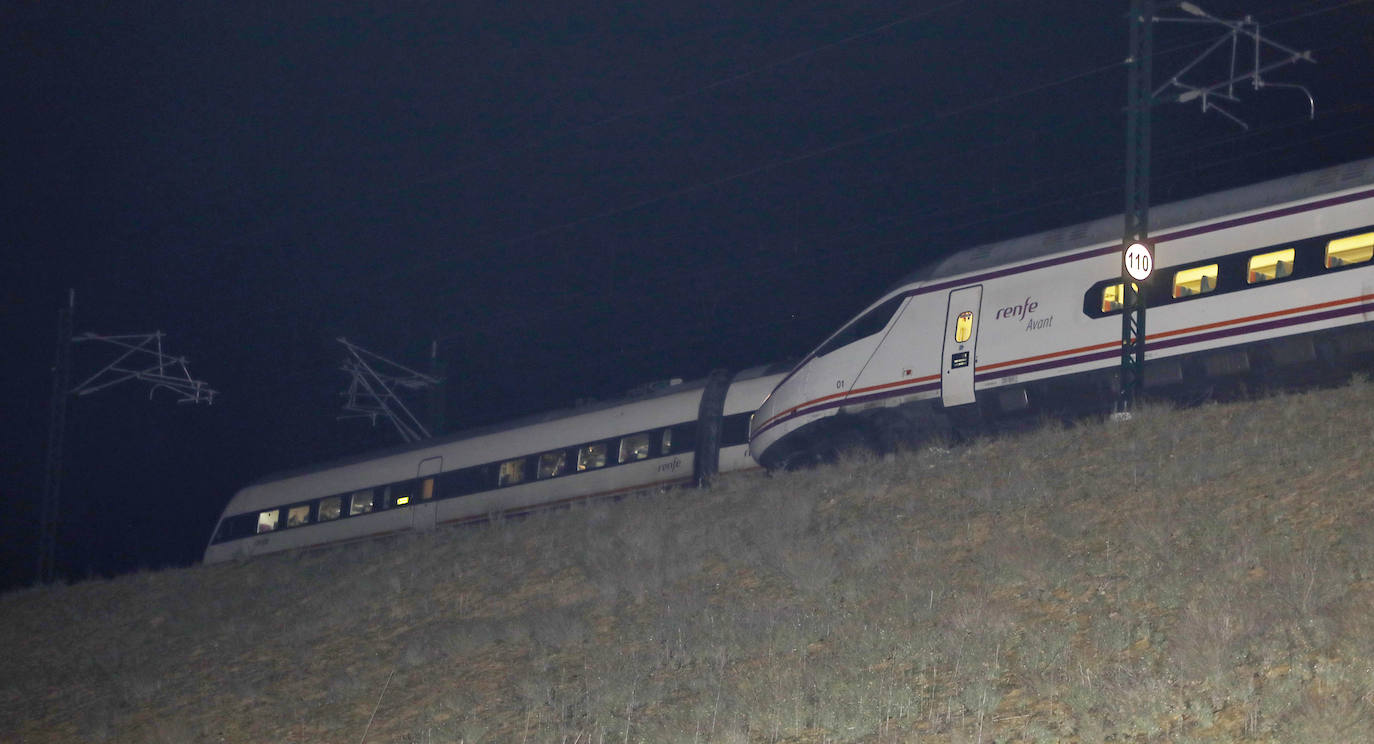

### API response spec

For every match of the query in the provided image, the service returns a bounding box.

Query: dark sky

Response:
[4,0,1372,590]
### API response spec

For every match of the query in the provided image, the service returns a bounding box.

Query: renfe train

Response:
[205,365,786,563]
[750,158,1374,468]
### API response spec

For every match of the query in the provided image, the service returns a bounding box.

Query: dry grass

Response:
[6,378,1374,742]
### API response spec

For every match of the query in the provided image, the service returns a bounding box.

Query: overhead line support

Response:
[1116,1,1313,414]
[1119,0,1154,415]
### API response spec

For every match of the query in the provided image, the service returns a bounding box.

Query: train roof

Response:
[894,158,1374,290]
[244,362,791,488]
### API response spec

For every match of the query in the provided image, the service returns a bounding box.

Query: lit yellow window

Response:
[498,458,526,486]
[256,509,280,533]
[287,504,310,527]
[954,311,974,343]
[537,451,567,479]
[619,432,650,463]
[318,496,341,521]
[1101,283,1142,312]
[1325,232,1374,268]
[1102,284,1124,312]
[577,443,607,471]
[1248,248,1294,284]
[1173,264,1218,298]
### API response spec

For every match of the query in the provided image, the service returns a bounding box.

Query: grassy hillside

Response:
[6,380,1374,743]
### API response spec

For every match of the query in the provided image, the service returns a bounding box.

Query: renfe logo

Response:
[995,297,1038,321]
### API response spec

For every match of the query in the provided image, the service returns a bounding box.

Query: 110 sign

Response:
[1124,241,1154,282]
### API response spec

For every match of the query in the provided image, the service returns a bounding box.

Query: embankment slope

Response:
[6,381,1374,742]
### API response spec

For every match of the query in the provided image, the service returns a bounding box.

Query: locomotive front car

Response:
[206,366,784,563]
[751,158,1374,468]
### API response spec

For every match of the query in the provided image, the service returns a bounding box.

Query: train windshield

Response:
[814,296,905,357]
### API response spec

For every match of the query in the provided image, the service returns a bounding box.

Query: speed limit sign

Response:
[1124,241,1154,282]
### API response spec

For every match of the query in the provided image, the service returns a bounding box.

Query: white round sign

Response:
[1124,241,1153,282]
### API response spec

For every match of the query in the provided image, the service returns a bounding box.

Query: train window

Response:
[578,443,607,471]
[350,489,375,516]
[815,296,904,357]
[286,504,311,528]
[537,450,568,479]
[1248,249,1295,283]
[214,512,259,543]
[673,421,698,452]
[1172,264,1218,298]
[256,509,280,533]
[318,496,341,521]
[392,481,418,507]
[1326,232,1374,268]
[1101,283,1124,312]
[420,478,435,500]
[619,433,650,463]
[1099,283,1143,313]
[722,412,752,447]
[954,311,974,343]
[660,428,674,455]
[440,466,489,497]
[498,458,526,486]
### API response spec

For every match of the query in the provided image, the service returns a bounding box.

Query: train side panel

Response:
[717,371,785,473]
[205,384,708,562]
[970,185,1374,392]
[751,161,1374,467]
[206,368,786,563]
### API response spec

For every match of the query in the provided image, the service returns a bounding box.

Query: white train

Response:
[749,159,1374,468]
[205,365,786,563]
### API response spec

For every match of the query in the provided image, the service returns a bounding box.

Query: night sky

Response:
[4,1,1372,591]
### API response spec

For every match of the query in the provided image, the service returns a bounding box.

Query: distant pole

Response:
[336,338,441,443]
[38,290,75,584]
[428,340,447,437]
[37,303,216,584]
[1119,0,1154,414]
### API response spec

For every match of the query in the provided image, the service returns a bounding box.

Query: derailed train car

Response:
[750,159,1374,467]
[205,365,785,563]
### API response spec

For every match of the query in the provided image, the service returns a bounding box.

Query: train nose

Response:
[748,385,786,460]
[749,393,776,442]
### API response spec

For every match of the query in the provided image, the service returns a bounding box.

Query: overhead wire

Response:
[212,1,971,247]
[251,87,1374,397]
[196,1,1372,399]
[188,0,981,351]
[283,0,1370,321]
[389,107,1373,409]
[426,105,1374,380]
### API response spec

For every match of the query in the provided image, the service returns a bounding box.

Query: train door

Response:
[940,286,983,408]
[413,456,442,531]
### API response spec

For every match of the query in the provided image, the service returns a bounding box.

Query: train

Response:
[749,158,1374,468]
[208,158,1373,562]
[204,365,786,563]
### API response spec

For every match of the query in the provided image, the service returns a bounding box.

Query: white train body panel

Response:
[717,370,789,473]
[206,367,785,563]
[751,159,1374,466]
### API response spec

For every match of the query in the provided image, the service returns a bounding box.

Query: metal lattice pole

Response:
[37,299,216,583]
[1117,1,1314,415]
[337,338,442,443]
[38,291,75,584]
[1119,0,1154,414]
